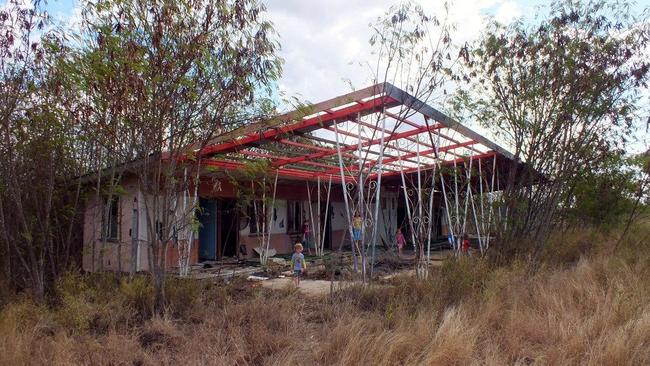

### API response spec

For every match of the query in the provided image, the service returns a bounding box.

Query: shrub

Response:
[163,277,202,319]
[54,272,134,334]
[431,256,492,307]
[119,275,154,320]
[542,228,601,264]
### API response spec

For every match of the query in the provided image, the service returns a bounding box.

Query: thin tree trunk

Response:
[614,175,648,252]
[0,196,13,286]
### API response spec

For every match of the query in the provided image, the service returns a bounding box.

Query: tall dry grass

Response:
[314,222,650,365]
[1,223,649,365]
[0,274,312,365]
[318,255,649,365]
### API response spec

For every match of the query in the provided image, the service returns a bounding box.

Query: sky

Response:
[264,0,536,102]
[8,0,650,152]
[263,0,649,153]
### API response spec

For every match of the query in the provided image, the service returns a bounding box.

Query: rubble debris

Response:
[247,275,270,281]
[268,257,288,265]
[253,247,277,257]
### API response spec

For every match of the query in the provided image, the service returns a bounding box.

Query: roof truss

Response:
[198,83,513,183]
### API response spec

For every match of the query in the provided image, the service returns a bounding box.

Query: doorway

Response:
[217,199,238,259]
[198,198,217,261]
[199,198,239,261]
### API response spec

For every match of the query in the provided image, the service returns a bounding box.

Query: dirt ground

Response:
[260,278,343,297]
[186,249,454,297]
[259,267,425,297]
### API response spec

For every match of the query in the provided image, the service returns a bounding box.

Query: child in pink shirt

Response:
[396,228,406,257]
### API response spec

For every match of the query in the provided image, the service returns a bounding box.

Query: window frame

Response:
[247,200,265,235]
[101,196,120,241]
[286,200,303,234]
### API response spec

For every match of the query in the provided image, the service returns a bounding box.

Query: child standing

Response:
[291,243,307,286]
[461,235,470,256]
[395,227,406,257]
[302,219,312,255]
[447,233,455,251]
[352,212,363,244]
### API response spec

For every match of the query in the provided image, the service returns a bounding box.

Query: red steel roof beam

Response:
[276,139,358,160]
[385,110,485,156]
[239,150,337,171]
[324,125,414,156]
[369,151,498,179]
[374,112,470,160]
[201,95,396,156]
[350,117,469,161]
[376,140,478,168]
[353,118,428,150]
[270,121,443,168]
[322,140,479,175]
[278,134,405,170]
[384,110,422,129]
[320,108,421,161]
[202,159,349,182]
[322,126,419,165]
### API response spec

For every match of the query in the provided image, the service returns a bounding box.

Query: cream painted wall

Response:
[82,177,141,272]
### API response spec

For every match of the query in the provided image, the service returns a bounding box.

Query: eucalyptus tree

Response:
[362,2,458,278]
[74,0,281,309]
[0,0,89,297]
[454,0,650,261]
[615,150,650,250]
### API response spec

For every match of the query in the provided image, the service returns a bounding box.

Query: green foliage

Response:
[0,0,88,296]
[32,271,252,334]
[61,0,284,307]
[74,0,283,158]
[52,273,131,333]
[227,159,275,220]
[454,0,650,258]
[565,152,638,228]
[433,257,492,305]
[541,229,601,264]
[334,256,493,317]
[370,1,455,99]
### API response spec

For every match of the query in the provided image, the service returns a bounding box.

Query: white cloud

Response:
[266,0,526,107]
[494,0,521,24]
[42,0,647,154]
[46,0,527,108]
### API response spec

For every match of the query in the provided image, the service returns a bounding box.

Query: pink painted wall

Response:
[82,175,391,271]
[82,176,202,273]
[83,176,144,272]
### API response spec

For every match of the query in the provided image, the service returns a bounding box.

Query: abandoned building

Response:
[82,83,518,273]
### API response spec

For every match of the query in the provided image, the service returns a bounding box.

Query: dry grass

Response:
[1,224,649,365]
